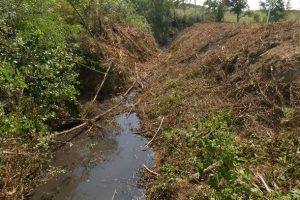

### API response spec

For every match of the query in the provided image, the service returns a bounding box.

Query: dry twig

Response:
[111,189,117,200]
[55,103,121,136]
[257,173,271,193]
[92,64,112,103]
[142,117,164,150]
[143,164,160,176]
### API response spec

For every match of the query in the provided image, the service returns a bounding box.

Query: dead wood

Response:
[92,63,112,103]
[55,102,122,137]
[142,117,164,150]
[123,78,137,97]
[143,164,160,176]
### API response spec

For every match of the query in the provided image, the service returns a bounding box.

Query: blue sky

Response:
[194,0,300,10]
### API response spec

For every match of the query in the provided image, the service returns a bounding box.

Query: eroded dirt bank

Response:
[135,22,300,199]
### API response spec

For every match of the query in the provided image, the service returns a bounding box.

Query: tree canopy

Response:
[260,0,285,22]
[227,0,249,22]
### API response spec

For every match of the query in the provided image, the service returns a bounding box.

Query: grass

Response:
[148,89,182,119]
[285,10,300,21]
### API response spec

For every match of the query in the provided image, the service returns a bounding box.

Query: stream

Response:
[30,94,153,200]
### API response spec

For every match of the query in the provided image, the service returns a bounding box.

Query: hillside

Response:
[136,22,300,199]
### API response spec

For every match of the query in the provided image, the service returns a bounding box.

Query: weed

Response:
[269,131,300,190]
[161,75,175,87]
[281,107,295,124]
[155,111,263,199]
[47,166,65,177]
[35,134,54,150]
[158,89,182,114]
[147,89,182,118]
[151,164,182,200]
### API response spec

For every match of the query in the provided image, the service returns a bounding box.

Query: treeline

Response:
[128,0,291,43]
[203,0,288,23]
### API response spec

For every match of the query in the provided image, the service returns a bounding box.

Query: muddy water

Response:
[31,106,153,199]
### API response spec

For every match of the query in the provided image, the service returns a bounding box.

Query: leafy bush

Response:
[0,0,82,137]
[0,62,26,99]
[82,0,151,32]
[253,13,261,22]
[0,113,37,137]
[185,112,260,199]
[21,46,80,119]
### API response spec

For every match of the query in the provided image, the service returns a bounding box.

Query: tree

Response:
[260,0,285,22]
[204,0,227,22]
[286,0,291,11]
[227,0,249,22]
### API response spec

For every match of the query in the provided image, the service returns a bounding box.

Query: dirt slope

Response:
[137,22,300,199]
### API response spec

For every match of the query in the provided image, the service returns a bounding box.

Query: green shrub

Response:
[0,62,26,99]
[83,0,151,32]
[0,0,82,138]
[253,13,261,22]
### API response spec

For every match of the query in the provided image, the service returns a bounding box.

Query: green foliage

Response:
[204,0,226,22]
[268,189,300,200]
[227,0,249,22]
[269,131,300,190]
[143,0,174,44]
[186,112,260,199]
[260,0,286,22]
[155,89,182,115]
[0,0,82,138]
[0,113,37,137]
[114,0,151,32]
[285,10,300,21]
[253,13,262,22]
[130,0,206,44]
[161,75,175,87]
[82,0,151,32]
[0,62,26,98]
[281,107,295,124]
[156,112,265,199]
[21,47,80,118]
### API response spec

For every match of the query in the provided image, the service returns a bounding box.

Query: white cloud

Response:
[194,0,300,10]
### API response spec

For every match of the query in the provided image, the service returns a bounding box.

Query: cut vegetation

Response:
[1,0,300,199]
[137,22,300,199]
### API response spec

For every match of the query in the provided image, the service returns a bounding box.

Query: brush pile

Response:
[79,22,158,99]
[138,22,300,199]
[170,22,300,135]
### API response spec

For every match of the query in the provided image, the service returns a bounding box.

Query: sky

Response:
[194,0,300,10]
